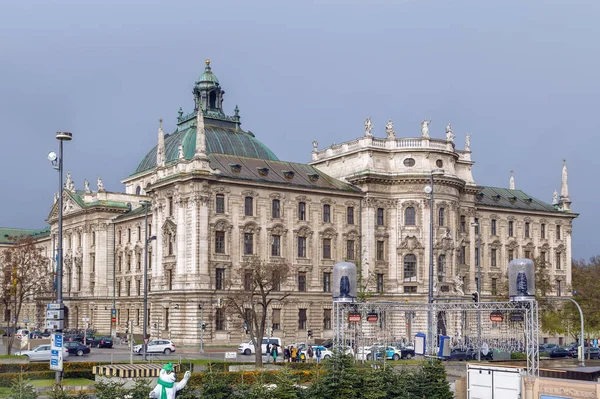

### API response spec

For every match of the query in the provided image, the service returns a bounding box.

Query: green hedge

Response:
[0,370,95,387]
[510,352,526,360]
[0,361,101,374]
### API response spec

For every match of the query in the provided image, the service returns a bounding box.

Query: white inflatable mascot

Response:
[149,363,191,399]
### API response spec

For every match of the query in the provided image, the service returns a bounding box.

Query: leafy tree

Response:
[0,235,53,354]
[565,257,600,339]
[8,372,37,399]
[224,256,294,367]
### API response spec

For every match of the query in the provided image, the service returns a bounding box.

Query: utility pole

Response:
[140,200,155,361]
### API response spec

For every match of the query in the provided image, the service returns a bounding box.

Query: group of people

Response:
[268,344,323,363]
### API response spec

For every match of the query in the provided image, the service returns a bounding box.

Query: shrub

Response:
[511,352,526,360]
[8,372,37,399]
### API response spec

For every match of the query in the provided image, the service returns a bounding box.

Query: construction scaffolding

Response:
[333,300,539,375]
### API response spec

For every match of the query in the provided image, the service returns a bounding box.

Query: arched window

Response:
[405,207,416,226]
[135,186,142,195]
[404,254,417,282]
[438,207,445,226]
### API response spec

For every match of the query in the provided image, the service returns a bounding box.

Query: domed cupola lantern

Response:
[193,59,225,113]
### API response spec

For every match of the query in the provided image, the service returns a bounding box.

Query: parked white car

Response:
[15,329,30,339]
[238,337,282,355]
[15,344,70,361]
[133,339,176,355]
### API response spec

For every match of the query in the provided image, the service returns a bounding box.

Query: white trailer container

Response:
[468,364,523,399]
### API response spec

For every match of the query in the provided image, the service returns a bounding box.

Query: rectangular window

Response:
[460,215,466,233]
[91,232,95,246]
[474,218,479,235]
[272,270,281,291]
[508,250,514,262]
[117,281,121,297]
[491,219,497,236]
[119,231,122,245]
[271,235,281,257]
[323,204,331,223]
[272,309,281,331]
[298,272,307,292]
[346,240,355,260]
[377,273,384,293]
[525,250,531,259]
[244,233,254,255]
[376,240,384,261]
[148,278,151,292]
[475,247,479,266]
[404,286,417,294]
[541,251,547,262]
[347,207,354,225]
[215,308,225,331]
[167,269,173,290]
[168,197,174,216]
[215,268,225,290]
[556,225,561,240]
[136,280,141,296]
[459,246,466,264]
[525,222,530,238]
[323,309,332,330]
[556,253,561,270]
[215,194,225,214]
[244,196,253,216]
[272,199,280,219]
[148,254,152,270]
[437,255,446,282]
[137,226,141,241]
[491,278,497,296]
[556,280,562,297]
[475,277,479,292]
[244,271,253,291]
[90,281,95,295]
[148,224,152,236]
[91,254,95,273]
[128,228,131,243]
[508,221,514,237]
[298,308,307,330]
[323,272,331,292]
[215,231,225,253]
[491,248,497,267]
[377,208,384,226]
[298,202,306,221]
[323,238,331,259]
[541,223,546,239]
[298,237,306,258]
[127,254,131,271]
[136,309,140,326]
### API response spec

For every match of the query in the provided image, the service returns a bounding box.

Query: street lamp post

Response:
[48,131,72,384]
[472,220,482,362]
[141,200,156,361]
[198,303,204,354]
[425,169,444,354]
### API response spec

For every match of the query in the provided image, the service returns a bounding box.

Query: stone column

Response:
[388,200,399,290]
[153,203,163,285]
[469,220,476,294]
[176,198,186,282]
[362,201,375,281]
[190,198,198,276]
[81,230,89,294]
[566,228,573,287]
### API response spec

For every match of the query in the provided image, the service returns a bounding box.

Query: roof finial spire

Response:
[194,106,207,158]
[509,170,515,190]
[157,119,165,167]
[559,159,571,211]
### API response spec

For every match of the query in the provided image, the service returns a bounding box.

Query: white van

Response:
[238,337,282,355]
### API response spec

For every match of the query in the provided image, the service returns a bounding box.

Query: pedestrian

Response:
[272,344,278,363]
[307,345,314,362]
[284,346,290,362]
[266,343,271,363]
[315,346,322,363]
[291,346,298,363]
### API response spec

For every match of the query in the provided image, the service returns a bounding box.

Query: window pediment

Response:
[295,195,311,202]
[241,222,260,233]
[295,226,312,237]
[241,190,259,198]
[319,228,337,239]
[211,219,232,232]
[268,224,287,236]
[269,193,285,200]
[320,198,334,205]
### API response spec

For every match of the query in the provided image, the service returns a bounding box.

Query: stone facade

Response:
[1,62,577,346]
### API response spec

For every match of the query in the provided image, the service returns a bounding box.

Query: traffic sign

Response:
[47,303,62,310]
[23,318,29,324]
[82,317,89,322]
[143,338,149,345]
[50,333,64,372]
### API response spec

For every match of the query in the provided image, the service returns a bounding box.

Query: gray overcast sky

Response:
[1,0,597,259]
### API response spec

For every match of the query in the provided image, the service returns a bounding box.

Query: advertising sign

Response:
[347,313,361,322]
[50,333,64,372]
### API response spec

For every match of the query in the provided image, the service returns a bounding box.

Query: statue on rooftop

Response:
[84,179,91,194]
[445,123,455,142]
[421,120,430,139]
[364,117,373,137]
[312,140,318,151]
[385,120,395,139]
[552,189,559,205]
[97,177,105,192]
[465,133,471,151]
[65,171,75,192]
[178,144,184,159]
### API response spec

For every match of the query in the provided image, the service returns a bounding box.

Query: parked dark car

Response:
[548,347,571,358]
[449,347,493,361]
[583,347,600,359]
[64,334,84,343]
[64,341,91,356]
[88,336,113,348]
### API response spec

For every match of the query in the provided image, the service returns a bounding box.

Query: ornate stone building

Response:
[1,61,576,345]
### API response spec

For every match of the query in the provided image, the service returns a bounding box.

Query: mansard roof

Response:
[209,154,360,193]
[476,186,568,214]
[0,226,50,245]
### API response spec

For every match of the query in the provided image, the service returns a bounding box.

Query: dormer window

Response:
[282,170,295,180]
[257,167,269,177]
[229,163,242,173]
[308,173,319,182]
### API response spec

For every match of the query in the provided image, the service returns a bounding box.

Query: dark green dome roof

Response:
[132,119,279,176]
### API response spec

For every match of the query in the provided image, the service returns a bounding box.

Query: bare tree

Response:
[224,257,294,367]
[0,235,52,354]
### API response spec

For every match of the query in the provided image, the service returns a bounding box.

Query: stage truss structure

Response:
[333,300,539,376]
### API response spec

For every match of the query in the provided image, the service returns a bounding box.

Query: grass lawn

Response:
[0,355,26,359]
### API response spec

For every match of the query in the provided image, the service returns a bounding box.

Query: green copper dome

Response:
[195,59,220,89]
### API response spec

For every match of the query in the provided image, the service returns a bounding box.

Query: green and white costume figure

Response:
[149,363,191,399]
